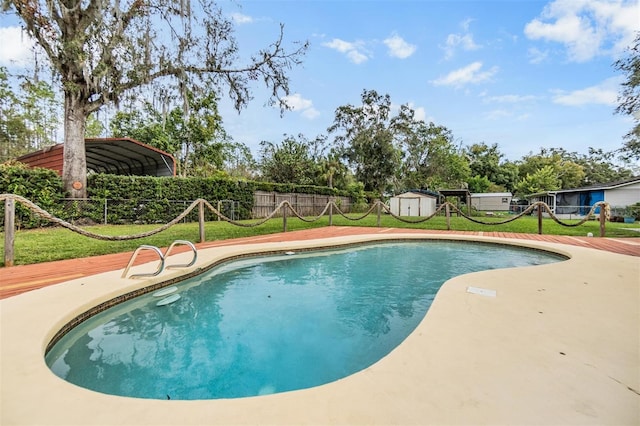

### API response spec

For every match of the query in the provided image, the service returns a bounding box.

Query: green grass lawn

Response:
[1,213,638,266]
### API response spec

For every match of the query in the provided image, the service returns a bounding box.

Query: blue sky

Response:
[1,0,638,162]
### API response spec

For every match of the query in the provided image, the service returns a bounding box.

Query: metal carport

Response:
[17,138,176,177]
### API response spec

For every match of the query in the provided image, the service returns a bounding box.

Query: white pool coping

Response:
[1,233,639,425]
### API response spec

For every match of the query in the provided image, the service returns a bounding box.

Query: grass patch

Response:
[1,214,638,266]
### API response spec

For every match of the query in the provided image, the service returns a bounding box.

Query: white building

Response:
[389,190,438,217]
[470,192,513,212]
[527,176,640,219]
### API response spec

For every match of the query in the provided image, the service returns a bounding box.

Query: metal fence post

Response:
[376,200,381,227]
[599,203,606,237]
[104,198,108,225]
[198,200,206,243]
[4,198,15,267]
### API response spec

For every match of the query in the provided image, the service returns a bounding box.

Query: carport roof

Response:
[84,138,175,176]
[17,138,176,177]
[439,189,471,198]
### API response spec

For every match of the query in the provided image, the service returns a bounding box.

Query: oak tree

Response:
[465,142,519,192]
[258,134,316,185]
[3,0,307,197]
[517,148,585,190]
[328,90,402,195]
[397,116,469,191]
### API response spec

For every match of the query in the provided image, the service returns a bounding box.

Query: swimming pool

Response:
[45,240,564,400]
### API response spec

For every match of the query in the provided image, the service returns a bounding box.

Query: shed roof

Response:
[17,138,176,177]
[392,189,440,198]
[471,192,513,198]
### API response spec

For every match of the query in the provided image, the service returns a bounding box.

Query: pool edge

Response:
[1,233,638,425]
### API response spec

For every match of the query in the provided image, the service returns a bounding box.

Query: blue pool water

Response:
[45,241,563,400]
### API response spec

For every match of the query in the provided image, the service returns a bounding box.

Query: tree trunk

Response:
[62,94,88,199]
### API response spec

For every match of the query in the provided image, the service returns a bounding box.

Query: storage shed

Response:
[389,190,438,217]
[471,192,513,211]
[16,138,176,177]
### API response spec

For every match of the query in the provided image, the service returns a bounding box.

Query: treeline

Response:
[1,67,636,198]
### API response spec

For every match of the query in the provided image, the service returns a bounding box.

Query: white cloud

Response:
[460,18,474,32]
[397,102,430,122]
[0,26,35,67]
[524,0,639,62]
[413,106,427,122]
[484,109,512,120]
[431,62,498,87]
[527,47,549,64]
[284,93,312,110]
[484,94,538,103]
[346,49,369,64]
[552,77,621,106]
[383,33,416,59]
[230,13,253,24]
[484,109,531,121]
[283,93,320,119]
[322,38,370,64]
[443,33,480,59]
[441,19,481,59]
[301,108,320,119]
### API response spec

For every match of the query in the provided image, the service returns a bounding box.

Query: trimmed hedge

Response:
[86,175,351,224]
[87,174,257,223]
[1,163,353,227]
[0,162,66,228]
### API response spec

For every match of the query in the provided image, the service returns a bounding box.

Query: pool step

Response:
[153,286,178,297]
[156,293,181,306]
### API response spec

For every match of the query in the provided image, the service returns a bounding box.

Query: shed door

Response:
[400,198,420,216]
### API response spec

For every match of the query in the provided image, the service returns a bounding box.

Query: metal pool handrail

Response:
[165,240,198,269]
[121,245,165,279]
[121,240,198,279]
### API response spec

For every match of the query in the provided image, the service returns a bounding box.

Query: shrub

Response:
[0,161,66,228]
[2,167,351,227]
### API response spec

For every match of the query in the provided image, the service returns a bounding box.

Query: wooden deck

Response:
[2,226,639,299]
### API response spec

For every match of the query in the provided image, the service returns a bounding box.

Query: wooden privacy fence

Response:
[1,193,610,267]
[253,191,352,218]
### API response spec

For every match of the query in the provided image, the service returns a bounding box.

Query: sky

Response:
[0,0,638,162]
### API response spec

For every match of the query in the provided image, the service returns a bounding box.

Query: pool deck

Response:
[1,227,639,425]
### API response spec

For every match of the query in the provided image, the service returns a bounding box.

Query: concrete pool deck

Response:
[1,229,639,425]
